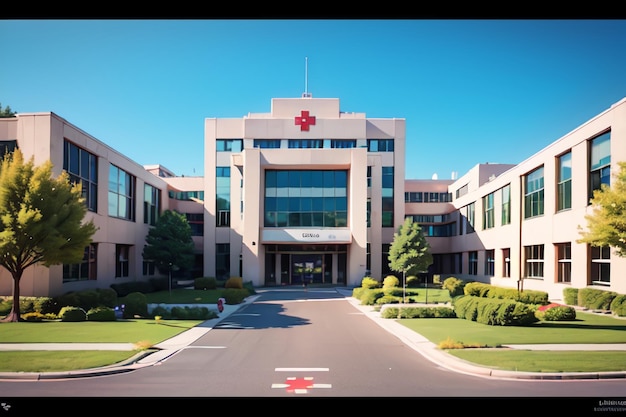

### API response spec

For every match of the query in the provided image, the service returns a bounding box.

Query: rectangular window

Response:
[468,251,478,275]
[524,167,544,219]
[589,131,611,201]
[465,203,475,234]
[382,166,394,227]
[366,242,371,275]
[502,248,511,278]
[216,139,242,152]
[288,139,323,149]
[216,166,231,227]
[456,184,468,199]
[63,244,97,282]
[186,213,204,236]
[405,192,423,203]
[216,243,230,280]
[367,166,372,188]
[331,139,356,148]
[501,184,511,225]
[367,139,394,152]
[557,152,572,211]
[108,164,135,221]
[381,243,392,277]
[253,139,281,149]
[590,245,610,285]
[115,244,131,278]
[556,242,571,283]
[524,244,544,278]
[144,183,161,226]
[143,260,156,276]
[482,192,495,230]
[484,250,495,275]
[0,140,18,157]
[63,140,98,212]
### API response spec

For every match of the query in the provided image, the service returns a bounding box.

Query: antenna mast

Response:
[302,57,312,98]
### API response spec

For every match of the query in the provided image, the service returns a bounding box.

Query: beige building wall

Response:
[0,113,172,298]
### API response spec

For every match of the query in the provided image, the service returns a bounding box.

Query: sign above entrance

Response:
[295,110,316,131]
[262,229,351,244]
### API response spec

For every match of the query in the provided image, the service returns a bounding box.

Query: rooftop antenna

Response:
[302,57,312,98]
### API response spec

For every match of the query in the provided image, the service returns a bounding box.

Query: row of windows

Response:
[405,191,453,203]
[218,138,394,152]
[461,243,609,284]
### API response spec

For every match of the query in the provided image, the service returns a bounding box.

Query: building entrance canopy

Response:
[261,228,351,244]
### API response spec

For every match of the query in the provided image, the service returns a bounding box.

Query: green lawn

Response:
[1,288,626,373]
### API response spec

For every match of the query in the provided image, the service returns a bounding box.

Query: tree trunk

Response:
[1,272,22,322]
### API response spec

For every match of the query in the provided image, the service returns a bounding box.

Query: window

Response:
[405,192,423,203]
[484,250,494,275]
[264,170,348,228]
[557,152,572,211]
[143,260,156,276]
[366,198,371,227]
[382,167,394,227]
[63,140,98,212]
[367,139,394,152]
[366,243,371,274]
[482,192,495,230]
[254,139,281,149]
[186,213,204,236]
[381,243,392,277]
[144,183,161,226]
[465,203,475,234]
[169,190,204,201]
[589,131,611,201]
[0,140,17,157]
[115,245,131,278]
[63,244,97,282]
[331,139,356,148]
[524,245,544,278]
[216,139,242,152]
[288,139,323,149]
[367,166,372,188]
[501,185,511,225]
[456,184,468,199]
[590,245,610,285]
[468,251,478,275]
[502,248,510,278]
[216,166,231,227]
[108,164,135,221]
[556,242,571,283]
[524,167,544,219]
[216,243,230,280]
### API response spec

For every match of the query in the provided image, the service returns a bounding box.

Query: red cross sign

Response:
[295,110,316,131]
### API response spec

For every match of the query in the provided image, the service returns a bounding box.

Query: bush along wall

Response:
[452,295,538,326]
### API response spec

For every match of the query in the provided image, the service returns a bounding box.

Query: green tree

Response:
[0,149,98,322]
[142,210,195,280]
[388,217,433,302]
[0,103,16,118]
[577,161,626,257]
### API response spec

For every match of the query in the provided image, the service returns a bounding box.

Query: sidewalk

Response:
[1,289,625,381]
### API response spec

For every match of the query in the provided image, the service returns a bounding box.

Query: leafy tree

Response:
[142,210,194,279]
[388,217,433,291]
[0,149,98,322]
[0,103,16,118]
[577,161,626,257]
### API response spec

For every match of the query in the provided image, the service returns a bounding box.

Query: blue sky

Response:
[2,19,626,180]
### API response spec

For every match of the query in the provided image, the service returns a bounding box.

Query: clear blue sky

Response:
[2,19,626,180]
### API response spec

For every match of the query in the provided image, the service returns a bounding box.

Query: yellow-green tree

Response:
[0,149,97,322]
[577,161,626,257]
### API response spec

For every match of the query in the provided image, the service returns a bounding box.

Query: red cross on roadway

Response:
[295,110,316,131]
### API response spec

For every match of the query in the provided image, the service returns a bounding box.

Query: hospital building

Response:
[0,93,625,301]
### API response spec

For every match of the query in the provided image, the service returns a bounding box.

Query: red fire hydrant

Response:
[217,297,225,313]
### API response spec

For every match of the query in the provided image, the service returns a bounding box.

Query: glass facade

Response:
[264,169,348,228]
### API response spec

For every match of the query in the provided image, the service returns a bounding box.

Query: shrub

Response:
[563,287,579,306]
[87,306,117,321]
[59,306,87,322]
[381,306,456,319]
[221,288,249,304]
[376,295,399,305]
[225,276,243,289]
[535,304,576,321]
[406,275,419,288]
[610,294,626,317]
[150,305,172,319]
[121,292,148,319]
[382,275,399,288]
[22,312,47,322]
[442,277,466,297]
[360,277,380,289]
[195,277,217,290]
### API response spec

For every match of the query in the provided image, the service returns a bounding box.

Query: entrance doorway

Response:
[291,254,323,284]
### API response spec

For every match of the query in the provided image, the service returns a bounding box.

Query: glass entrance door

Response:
[291,254,323,284]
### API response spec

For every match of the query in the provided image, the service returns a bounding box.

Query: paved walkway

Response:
[1,289,625,381]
